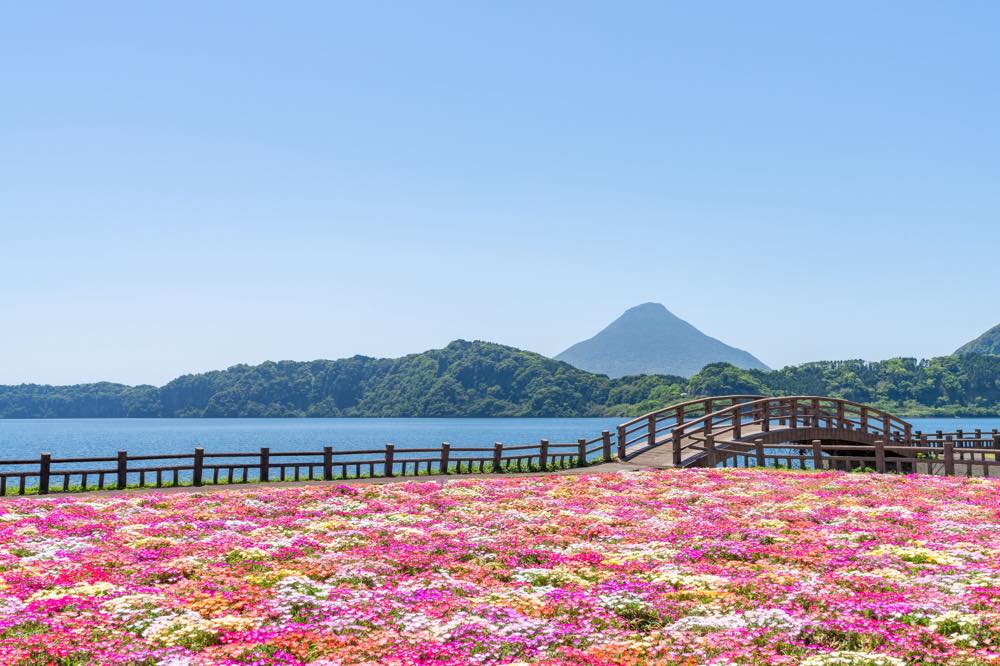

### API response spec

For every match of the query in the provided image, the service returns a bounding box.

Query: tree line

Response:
[1,340,999,418]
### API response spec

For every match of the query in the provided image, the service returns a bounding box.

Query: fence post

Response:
[672,428,682,466]
[812,398,821,427]
[539,439,550,470]
[789,399,797,428]
[493,442,503,473]
[323,446,333,480]
[39,453,51,495]
[944,437,955,476]
[192,448,203,487]
[577,438,587,467]
[647,415,656,448]
[384,444,395,478]
[733,405,742,439]
[617,426,627,460]
[440,442,451,474]
[874,439,886,474]
[118,450,129,489]
[860,407,868,432]
[259,447,270,483]
[755,440,766,467]
[812,440,823,470]
[761,400,770,432]
[705,435,716,467]
[601,431,612,463]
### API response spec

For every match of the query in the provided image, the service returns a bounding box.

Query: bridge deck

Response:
[630,422,771,468]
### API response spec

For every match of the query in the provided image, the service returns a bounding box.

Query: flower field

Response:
[1,469,1000,665]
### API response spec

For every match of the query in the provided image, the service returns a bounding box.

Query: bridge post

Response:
[705,435,716,467]
[755,440,765,467]
[789,399,797,429]
[944,437,955,476]
[874,439,886,474]
[616,426,627,460]
[811,440,823,470]
[705,412,713,436]
[882,415,891,443]
[762,401,770,432]
[812,398,820,427]
[860,407,868,432]
[904,424,912,445]
[601,431,612,463]
[994,433,1000,451]
[647,415,656,449]
[672,429,682,466]
[836,401,845,428]
[733,404,742,439]
[675,405,684,427]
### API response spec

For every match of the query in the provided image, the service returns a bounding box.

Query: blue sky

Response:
[2,1,999,386]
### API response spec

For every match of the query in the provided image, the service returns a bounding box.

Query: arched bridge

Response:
[616,395,1000,476]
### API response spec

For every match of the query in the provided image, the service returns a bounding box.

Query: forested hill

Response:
[3,341,1000,418]
[690,354,1000,416]
[0,341,688,418]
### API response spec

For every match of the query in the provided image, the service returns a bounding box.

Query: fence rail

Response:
[0,431,616,496]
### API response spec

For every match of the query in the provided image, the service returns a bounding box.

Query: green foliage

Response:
[685,354,1000,416]
[3,342,1000,418]
[955,323,1000,356]
[0,341,686,418]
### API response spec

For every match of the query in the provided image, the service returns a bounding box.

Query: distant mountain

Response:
[555,302,770,378]
[955,324,1000,356]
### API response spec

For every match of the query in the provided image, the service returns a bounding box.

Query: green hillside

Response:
[956,324,1000,356]
[0,341,687,418]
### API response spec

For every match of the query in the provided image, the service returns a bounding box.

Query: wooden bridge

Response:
[617,395,1000,476]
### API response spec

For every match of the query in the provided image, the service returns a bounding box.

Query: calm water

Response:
[0,417,998,461]
[0,418,623,461]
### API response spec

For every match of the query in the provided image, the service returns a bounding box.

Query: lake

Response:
[1,416,999,461]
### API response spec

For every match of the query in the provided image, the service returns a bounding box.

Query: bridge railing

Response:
[664,396,922,466]
[615,395,765,459]
[0,433,618,497]
[702,434,1000,478]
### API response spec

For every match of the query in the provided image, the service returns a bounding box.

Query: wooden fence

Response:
[0,431,616,496]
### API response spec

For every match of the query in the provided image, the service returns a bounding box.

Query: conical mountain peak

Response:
[555,303,769,378]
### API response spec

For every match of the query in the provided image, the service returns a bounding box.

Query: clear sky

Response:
[2,1,999,386]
